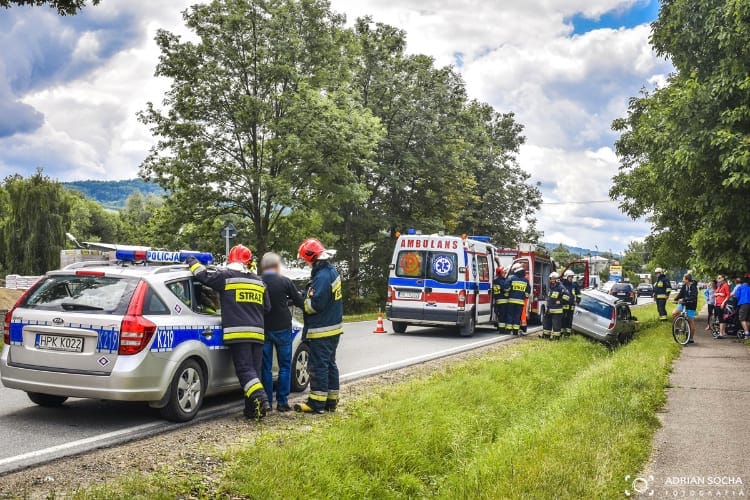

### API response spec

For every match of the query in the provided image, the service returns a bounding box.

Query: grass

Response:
[75,301,681,499]
[343,311,381,323]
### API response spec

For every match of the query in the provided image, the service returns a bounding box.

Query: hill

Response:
[541,242,622,259]
[64,179,164,209]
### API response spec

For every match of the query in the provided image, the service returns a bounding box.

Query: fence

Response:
[4,274,41,290]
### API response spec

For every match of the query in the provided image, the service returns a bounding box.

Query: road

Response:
[0,320,527,474]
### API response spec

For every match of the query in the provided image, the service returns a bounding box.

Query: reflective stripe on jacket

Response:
[547,282,571,314]
[507,274,531,305]
[493,276,507,305]
[653,275,671,299]
[187,258,270,344]
[303,261,344,340]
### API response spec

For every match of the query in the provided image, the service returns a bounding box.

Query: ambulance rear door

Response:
[422,250,462,324]
[389,247,427,322]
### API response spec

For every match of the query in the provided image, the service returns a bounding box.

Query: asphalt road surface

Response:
[0,320,525,473]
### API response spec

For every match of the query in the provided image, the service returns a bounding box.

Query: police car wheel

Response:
[392,321,407,334]
[291,343,310,393]
[160,359,205,423]
[27,392,68,407]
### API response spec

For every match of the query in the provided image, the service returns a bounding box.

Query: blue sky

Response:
[0,0,671,252]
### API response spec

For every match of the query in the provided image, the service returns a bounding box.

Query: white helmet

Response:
[549,271,560,280]
[654,267,663,274]
[563,269,575,277]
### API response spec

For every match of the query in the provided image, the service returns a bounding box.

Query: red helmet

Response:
[228,244,252,265]
[496,266,505,276]
[297,238,326,265]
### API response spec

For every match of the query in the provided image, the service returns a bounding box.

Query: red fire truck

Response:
[496,243,555,325]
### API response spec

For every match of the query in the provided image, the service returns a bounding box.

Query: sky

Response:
[0,0,672,252]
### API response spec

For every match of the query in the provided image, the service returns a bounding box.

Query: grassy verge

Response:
[343,311,380,323]
[78,303,679,499]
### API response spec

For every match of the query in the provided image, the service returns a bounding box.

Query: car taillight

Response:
[76,270,105,277]
[609,308,616,330]
[3,285,35,346]
[386,286,394,304]
[458,290,466,309]
[119,281,157,355]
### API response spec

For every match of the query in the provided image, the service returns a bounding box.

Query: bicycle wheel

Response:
[672,315,691,345]
[710,318,721,339]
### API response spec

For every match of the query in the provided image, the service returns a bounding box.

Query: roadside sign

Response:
[610,265,623,282]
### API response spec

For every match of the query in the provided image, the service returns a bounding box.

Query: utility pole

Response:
[220,223,237,261]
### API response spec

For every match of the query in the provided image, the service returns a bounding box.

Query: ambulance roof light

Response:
[469,236,491,243]
[407,228,417,235]
[115,249,214,265]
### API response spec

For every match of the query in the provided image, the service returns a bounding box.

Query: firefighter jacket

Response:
[303,260,344,340]
[548,282,571,314]
[654,275,671,299]
[562,280,581,309]
[675,280,699,310]
[187,257,270,344]
[492,276,508,305]
[507,273,531,306]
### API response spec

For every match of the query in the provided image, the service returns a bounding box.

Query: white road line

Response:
[0,327,538,474]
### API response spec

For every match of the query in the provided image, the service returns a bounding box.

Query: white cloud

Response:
[0,0,671,252]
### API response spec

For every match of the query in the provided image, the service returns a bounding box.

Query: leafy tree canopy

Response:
[611,0,750,273]
[0,0,99,15]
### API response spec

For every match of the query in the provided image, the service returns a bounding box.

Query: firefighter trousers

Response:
[506,303,523,334]
[494,303,508,329]
[229,342,268,413]
[562,308,574,336]
[543,312,563,339]
[307,335,340,411]
[656,298,668,319]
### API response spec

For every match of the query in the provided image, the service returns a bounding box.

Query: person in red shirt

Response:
[715,274,731,339]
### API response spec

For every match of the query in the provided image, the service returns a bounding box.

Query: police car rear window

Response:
[22,275,138,315]
[578,295,614,320]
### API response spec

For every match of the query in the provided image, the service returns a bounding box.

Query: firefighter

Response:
[653,267,672,320]
[506,264,531,336]
[186,245,271,420]
[294,238,344,414]
[562,269,581,337]
[543,272,571,340]
[492,266,508,333]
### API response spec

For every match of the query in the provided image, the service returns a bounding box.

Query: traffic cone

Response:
[373,309,388,334]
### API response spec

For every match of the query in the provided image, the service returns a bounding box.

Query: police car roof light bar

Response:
[115,249,214,266]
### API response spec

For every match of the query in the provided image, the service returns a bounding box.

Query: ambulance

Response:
[385,232,499,337]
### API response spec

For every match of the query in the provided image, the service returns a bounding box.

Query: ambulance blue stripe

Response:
[387,278,491,291]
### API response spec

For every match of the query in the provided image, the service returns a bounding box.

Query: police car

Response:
[0,248,310,422]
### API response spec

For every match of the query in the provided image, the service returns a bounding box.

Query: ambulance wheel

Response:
[27,392,68,407]
[392,321,408,334]
[291,343,310,393]
[459,315,475,337]
[160,359,205,422]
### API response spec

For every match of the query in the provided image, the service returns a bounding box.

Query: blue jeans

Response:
[261,328,293,406]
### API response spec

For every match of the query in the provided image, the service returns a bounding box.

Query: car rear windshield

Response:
[578,294,614,320]
[611,283,633,292]
[396,251,458,283]
[22,275,139,314]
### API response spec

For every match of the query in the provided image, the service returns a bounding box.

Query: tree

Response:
[67,191,121,243]
[0,0,99,15]
[139,0,382,255]
[550,243,572,266]
[119,191,164,244]
[611,0,750,273]
[1,170,70,274]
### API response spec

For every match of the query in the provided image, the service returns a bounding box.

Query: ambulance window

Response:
[396,251,424,278]
[478,256,490,282]
[428,253,458,283]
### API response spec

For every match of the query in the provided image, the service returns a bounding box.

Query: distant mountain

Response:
[542,242,622,259]
[64,179,164,209]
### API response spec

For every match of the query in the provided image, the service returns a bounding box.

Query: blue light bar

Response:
[468,236,492,243]
[407,228,417,235]
[115,249,214,265]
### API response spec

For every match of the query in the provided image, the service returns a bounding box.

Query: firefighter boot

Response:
[325,400,338,412]
[244,396,270,420]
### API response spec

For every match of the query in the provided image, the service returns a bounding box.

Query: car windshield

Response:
[612,284,633,292]
[22,275,138,314]
[578,294,614,320]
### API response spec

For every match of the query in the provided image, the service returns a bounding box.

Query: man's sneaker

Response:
[277,403,293,412]
[687,339,695,344]
[294,403,325,414]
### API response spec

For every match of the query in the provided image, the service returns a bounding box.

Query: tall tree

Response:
[0,0,100,15]
[1,170,70,274]
[139,0,382,255]
[611,0,750,273]
[66,191,121,243]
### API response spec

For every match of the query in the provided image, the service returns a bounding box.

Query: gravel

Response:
[0,335,527,499]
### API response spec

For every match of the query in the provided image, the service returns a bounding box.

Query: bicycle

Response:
[708,313,721,339]
[672,309,692,345]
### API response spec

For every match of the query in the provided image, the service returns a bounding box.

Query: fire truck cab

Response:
[496,243,555,325]
[386,233,498,337]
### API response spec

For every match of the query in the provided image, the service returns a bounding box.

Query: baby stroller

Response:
[722,296,743,339]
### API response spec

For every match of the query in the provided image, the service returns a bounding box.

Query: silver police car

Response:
[1,264,310,422]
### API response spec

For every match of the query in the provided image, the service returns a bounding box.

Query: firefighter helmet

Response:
[496,266,505,277]
[563,269,575,278]
[298,238,327,265]
[549,271,560,280]
[228,244,252,265]
[654,267,663,274]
